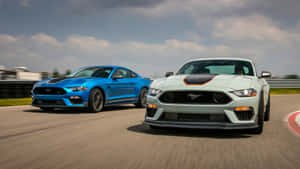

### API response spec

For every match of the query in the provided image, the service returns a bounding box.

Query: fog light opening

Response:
[234,107,254,121]
[146,104,157,117]
[69,96,83,104]
[70,96,81,99]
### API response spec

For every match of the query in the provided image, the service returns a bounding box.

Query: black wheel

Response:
[40,107,54,111]
[135,88,148,108]
[250,92,264,134]
[264,94,271,121]
[88,88,104,113]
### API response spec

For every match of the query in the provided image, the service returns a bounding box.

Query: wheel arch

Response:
[139,86,149,94]
[259,89,266,114]
[89,86,106,103]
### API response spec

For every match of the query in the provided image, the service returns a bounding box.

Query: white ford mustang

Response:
[144,58,271,134]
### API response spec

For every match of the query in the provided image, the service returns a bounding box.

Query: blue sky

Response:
[0,0,300,77]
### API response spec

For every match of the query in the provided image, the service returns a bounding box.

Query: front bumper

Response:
[32,90,89,108]
[144,120,258,130]
[144,91,260,129]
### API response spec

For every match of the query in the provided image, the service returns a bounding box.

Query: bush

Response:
[283,74,299,79]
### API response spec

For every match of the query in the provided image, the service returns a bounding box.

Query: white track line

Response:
[0,105,32,110]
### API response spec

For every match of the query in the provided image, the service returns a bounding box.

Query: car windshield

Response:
[177,60,255,76]
[69,67,113,78]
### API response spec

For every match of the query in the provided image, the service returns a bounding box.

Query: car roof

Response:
[187,57,254,63]
[81,65,129,70]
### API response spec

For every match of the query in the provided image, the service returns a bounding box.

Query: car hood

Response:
[35,77,106,87]
[151,74,256,91]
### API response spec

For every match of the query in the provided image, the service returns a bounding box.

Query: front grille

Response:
[33,99,65,106]
[33,87,66,95]
[159,112,231,123]
[235,110,253,121]
[159,91,231,104]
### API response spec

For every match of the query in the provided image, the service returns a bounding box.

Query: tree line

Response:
[52,69,72,78]
[283,74,299,79]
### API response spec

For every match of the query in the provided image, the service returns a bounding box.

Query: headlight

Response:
[148,88,162,96]
[68,86,88,91]
[232,88,257,97]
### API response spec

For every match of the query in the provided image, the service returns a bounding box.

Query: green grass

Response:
[270,88,300,95]
[0,98,32,107]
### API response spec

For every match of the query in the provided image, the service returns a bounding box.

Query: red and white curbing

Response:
[288,111,300,135]
[296,115,300,128]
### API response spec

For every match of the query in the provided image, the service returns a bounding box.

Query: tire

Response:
[88,88,104,113]
[250,92,264,134]
[40,107,54,111]
[135,88,148,108]
[264,94,271,121]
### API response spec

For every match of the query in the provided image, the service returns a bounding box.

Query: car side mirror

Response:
[112,74,124,80]
[261,71,272,78]
[165,72,174,77]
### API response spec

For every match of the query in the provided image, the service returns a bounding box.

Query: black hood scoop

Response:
[48,77,71,84]
[183,75,216,85]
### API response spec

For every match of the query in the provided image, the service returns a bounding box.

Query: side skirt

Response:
[106,97,138,104]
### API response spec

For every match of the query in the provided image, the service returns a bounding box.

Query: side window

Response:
[130,71,137,78]
[243,66,250,75]
[113,69,131,78]
[184,65,194,74]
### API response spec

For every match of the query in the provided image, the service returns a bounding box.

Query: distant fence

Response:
[0,79,299,99]
[266,79,300,89]
[0,81,37,98]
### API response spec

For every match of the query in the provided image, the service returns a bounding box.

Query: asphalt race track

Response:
[1,95,300,169]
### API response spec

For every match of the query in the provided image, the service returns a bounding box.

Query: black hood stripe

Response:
[48,77,72,84]
[183,75,216,85]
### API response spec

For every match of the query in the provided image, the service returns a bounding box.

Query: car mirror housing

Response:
[165,72,174,77]
[261,71,272,78]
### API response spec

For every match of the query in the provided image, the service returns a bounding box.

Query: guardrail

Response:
[0,80,37,98]
[266,79,300,89]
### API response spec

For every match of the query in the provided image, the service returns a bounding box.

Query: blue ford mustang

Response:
[32,66,151,112]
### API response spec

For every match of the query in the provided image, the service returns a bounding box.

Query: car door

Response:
[106,68,138,102]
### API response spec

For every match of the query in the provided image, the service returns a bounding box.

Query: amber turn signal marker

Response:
[249,93,257,97]
[148,104,157,109]
[235,106,251,111]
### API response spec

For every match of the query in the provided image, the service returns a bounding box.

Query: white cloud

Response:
[0,34,17,44]
[31,33,61,47]
[0,33,259,76]
[66,35,110,51]
[213,15,300,42]
[1,32,300,76]
[134,0,247,17]
[20,0,31,7]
